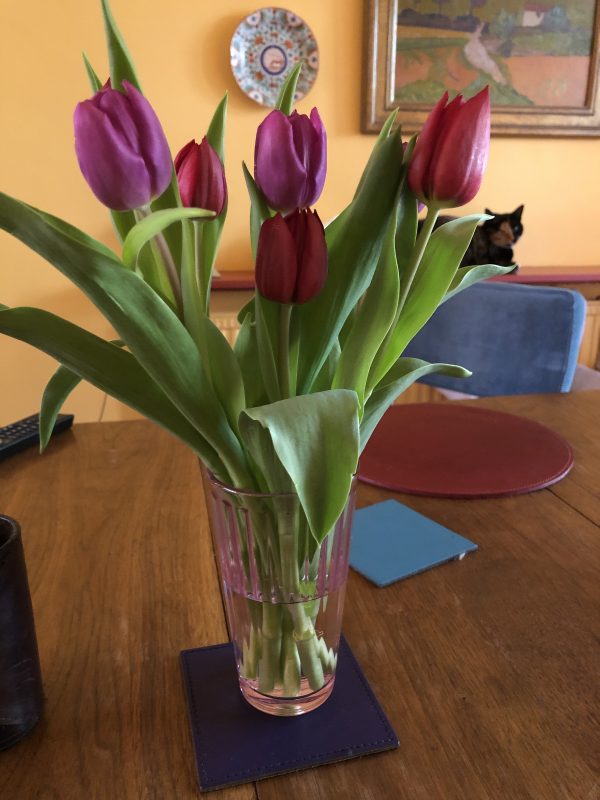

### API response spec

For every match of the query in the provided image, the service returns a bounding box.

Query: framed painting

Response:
[362,0,600,135]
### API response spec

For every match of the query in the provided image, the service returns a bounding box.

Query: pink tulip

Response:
[255,209,327,304]
[74,81,172,211]
[408,87,491,209]
[174,137,227,215]
[254,109,326,213]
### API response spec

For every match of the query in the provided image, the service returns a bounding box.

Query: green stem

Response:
[278,303,292,399]
[154,230,183,315]
[258,603,282,692]
[193,220,209,313]
[137,205,183,316]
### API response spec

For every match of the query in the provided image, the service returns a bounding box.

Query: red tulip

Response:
[255,209,327,304]
[174,137,227,215]
[408,87,491,209]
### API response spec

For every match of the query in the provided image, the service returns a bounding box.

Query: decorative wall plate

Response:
[230,7,319,107]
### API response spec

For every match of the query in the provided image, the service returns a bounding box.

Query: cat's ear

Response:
[513,205,524,220]
[484,208,495,217]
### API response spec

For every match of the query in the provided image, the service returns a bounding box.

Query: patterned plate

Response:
[230,7,319,107]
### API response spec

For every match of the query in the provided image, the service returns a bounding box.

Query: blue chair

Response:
[404,282,586,396]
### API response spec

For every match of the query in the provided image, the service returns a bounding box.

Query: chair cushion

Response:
[403,282,586,395]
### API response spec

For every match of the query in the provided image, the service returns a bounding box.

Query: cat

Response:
[421,205,524,269]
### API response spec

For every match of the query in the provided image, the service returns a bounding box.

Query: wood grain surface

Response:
[0,393,598,799]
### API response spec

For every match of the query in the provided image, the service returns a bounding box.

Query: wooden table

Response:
[0,393,598,799]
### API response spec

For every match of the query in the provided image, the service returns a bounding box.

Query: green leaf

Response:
[236,416,293,496]
[333,213,400,406]
[122,207,214,269]
[352,109,399,199]
[101,0,142,91]
[242,162,272,260]
[234,314,269,409]
[40,366,81,451]
[82,52,102,91]
[311,339,341,394]
[0,306,229,477]
[296,128,405,393]
[200,93,229,311]
[197,312,246,436]
[395,179,418,281]
[39,337,125,451]
[443,263,516,303]
[255,294,280,403]
[369,214,488,386]
[276,62,303,115]
[0,193,251,486]
[240,390,360,543]
[207,93,228,161]
[361,358,471,451]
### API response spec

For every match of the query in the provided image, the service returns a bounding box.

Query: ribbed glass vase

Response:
[206,474,356,716]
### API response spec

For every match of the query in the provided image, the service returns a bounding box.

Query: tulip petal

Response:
[255,214,298,303]
[174,141,199,208]
[122,81,173,200]
[430,87,490,207]
[96,86,141,152]
[254,110,307,212]
[307,108,327,206]
[196,137,227,214]
[74,101,152,210]
[292,210,328,304]
[407,91,448,201]
[174,139,195,173]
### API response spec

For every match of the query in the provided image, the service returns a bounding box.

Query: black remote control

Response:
[0,413,74,461]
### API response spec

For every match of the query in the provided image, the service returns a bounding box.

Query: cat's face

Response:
[483,205,524,249]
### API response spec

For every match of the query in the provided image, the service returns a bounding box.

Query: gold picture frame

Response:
[362,0,600,135]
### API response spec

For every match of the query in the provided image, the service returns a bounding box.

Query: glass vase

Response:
[205,473,356,717]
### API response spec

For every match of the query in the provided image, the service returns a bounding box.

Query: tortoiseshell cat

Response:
[425,205,524,269]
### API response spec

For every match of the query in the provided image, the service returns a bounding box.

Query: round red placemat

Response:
[359,403,574,498]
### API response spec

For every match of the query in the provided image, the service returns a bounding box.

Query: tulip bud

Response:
[174,137,227,215]
[408,87,491,209]
[74,81,172,211]
[254,108,326,213]
[255,209,327,304]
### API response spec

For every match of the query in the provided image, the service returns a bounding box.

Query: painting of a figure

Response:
[394,1,597,108]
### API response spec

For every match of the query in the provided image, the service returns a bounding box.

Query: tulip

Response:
[408,87,491,209]
[254,108,326,213]
[174,137,227,215]
[255,209,327,304]
[74,80,172,211]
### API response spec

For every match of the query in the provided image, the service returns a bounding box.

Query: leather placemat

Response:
[180,636,398,792]
[359,403,574,498]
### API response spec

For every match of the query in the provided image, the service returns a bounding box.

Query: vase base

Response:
[240,675,335,716]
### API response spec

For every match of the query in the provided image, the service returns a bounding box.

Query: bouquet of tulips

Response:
[0,2,510,704]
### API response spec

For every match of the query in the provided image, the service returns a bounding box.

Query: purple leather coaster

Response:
[180,636,399,792]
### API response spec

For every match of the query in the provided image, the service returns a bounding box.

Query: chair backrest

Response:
[403,282,586,396]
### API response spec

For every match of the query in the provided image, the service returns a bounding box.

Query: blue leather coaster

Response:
[350,499,478,587]
[180,636,398,792]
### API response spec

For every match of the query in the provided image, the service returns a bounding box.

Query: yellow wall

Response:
[1,0,599,425]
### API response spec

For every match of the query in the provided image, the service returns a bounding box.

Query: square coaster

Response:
[180,636,398,792]
[350,499,478,587]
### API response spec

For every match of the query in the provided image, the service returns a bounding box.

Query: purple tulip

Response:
[174,137,227,215]
[254,108,326,213]
[74,80,172,211]
[255,209,327,304]
[408,87,491,209]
